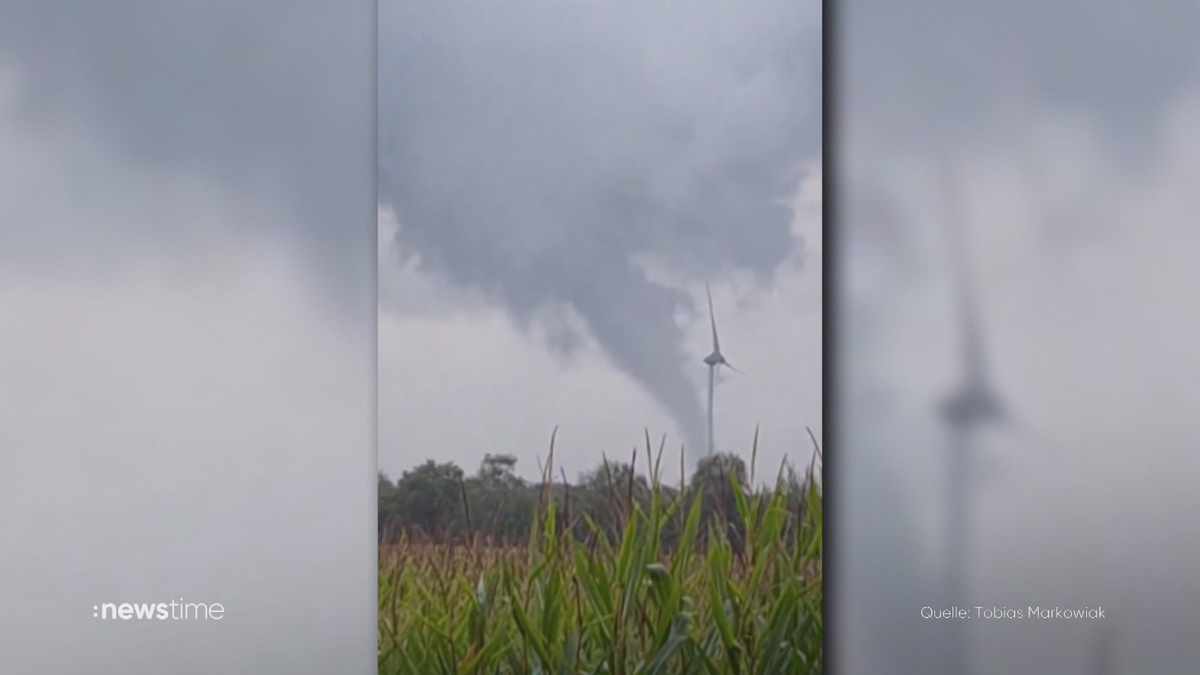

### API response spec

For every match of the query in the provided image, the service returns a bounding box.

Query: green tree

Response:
[378,472,399,541]
[468,454,535,542]
[690,452,749,551]
[391,460,467,538]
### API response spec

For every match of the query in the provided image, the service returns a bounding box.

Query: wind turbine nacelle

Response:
[939,387,1004,428]
[704,352,724,367]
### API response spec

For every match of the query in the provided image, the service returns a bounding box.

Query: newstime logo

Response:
[94,600,225,620]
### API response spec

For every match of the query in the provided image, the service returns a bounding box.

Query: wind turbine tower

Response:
[1089,620,1117,675]
[703,283,742,458]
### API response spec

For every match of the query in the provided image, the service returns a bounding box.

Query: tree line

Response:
[379,449,818,550]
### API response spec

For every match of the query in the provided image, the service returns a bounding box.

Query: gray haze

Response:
[0,2,374,673]
[841,1,1200,673]
[0,0,374,313]
[379,0,821,464]
[843,0,1200,163]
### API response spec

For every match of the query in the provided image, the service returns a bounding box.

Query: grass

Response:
[378,434,823,675]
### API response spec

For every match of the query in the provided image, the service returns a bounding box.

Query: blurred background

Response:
[0,2,375,672]
[837,1,1200,673]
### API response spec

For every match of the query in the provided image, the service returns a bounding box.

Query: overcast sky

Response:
[0,3,374,673]
[377,0,823,486]
[840,1,1200,673]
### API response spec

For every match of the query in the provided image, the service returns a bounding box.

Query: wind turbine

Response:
[703,283,742,458]
[935,151,1034,675]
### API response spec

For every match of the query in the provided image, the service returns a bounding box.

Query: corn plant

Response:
[379,433,822,675]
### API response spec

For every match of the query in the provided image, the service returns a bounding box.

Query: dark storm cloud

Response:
[845,0,1200,161]
[379,0,820,458]
[0,0,373,310]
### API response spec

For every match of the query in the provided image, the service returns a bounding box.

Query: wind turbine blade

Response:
[939,153,993,394]
[706,282,721,353]
[722,361,745,375]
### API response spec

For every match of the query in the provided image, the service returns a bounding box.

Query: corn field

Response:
[379,443,823,675]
